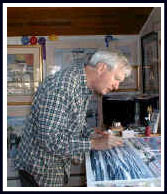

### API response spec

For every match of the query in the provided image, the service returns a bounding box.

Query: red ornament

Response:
[30,36,37,45]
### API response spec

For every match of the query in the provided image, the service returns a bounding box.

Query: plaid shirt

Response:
[14,63,94,186]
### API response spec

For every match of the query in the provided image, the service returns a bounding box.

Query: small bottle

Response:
[144,117,151,137]
[145,125,151,136]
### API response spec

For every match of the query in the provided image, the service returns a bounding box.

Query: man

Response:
[14,50,131,187]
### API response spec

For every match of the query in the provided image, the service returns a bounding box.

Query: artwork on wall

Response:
[118,65,139,92]
[141,32,159,94]
[7,105,31,179]
[86,137,161,187]
[47,48,96,75]
[109,38,139,65]
[7,105,31,159]
[7,45,43,104]
[114,45,134,65]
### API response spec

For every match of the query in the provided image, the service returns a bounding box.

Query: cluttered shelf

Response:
[102,94,159,128]
[137,133,160,137]
[104,122,160,138]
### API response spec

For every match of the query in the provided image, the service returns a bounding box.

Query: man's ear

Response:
[96,63,107,75]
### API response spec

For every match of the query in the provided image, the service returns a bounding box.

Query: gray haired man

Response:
[15,50,131,187]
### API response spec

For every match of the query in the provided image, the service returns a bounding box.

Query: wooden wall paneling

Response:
[7,7,153,36]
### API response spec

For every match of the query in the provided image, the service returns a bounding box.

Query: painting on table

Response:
[86,137,161,187]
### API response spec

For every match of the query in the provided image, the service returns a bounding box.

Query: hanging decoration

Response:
[21,36,29,45]
[48,34,59,41]
[38,37,46,60]
[38,37,47,78]
[21,36,46,60]
[105,35,113,47]
[30,36,38,45]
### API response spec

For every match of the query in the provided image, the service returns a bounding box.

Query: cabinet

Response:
[102,94,159,128]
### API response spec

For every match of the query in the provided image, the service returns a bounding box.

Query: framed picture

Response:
[112,39,138,65]
[46,48,96,75]
[7,45,43,104]
[7,105,31,158]
[7,105,31,179]
[141,32,159,93]
[118,65,139,92]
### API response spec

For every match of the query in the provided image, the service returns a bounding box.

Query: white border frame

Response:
[3,3,164,192]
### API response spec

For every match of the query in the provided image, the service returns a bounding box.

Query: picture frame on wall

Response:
[46,48,97,75]
[141,32,159,94]
[118,65,140,92]
[7,105,31,180]
[7,105,31,160]
[7,45,43,105]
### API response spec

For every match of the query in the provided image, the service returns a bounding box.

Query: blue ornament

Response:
[38,37,46,45]
[105,35,113,47]
[38,37,46,60]
[21,36,29,45]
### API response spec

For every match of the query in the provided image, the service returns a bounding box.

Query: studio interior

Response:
[6,6,163,188]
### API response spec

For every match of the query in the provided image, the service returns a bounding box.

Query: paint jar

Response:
[145,125,151,136]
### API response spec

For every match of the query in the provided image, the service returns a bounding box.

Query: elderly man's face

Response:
[94,63,125,95]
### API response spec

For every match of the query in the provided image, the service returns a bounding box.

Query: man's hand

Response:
[91,132,123,150]
[91,128,109,139]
